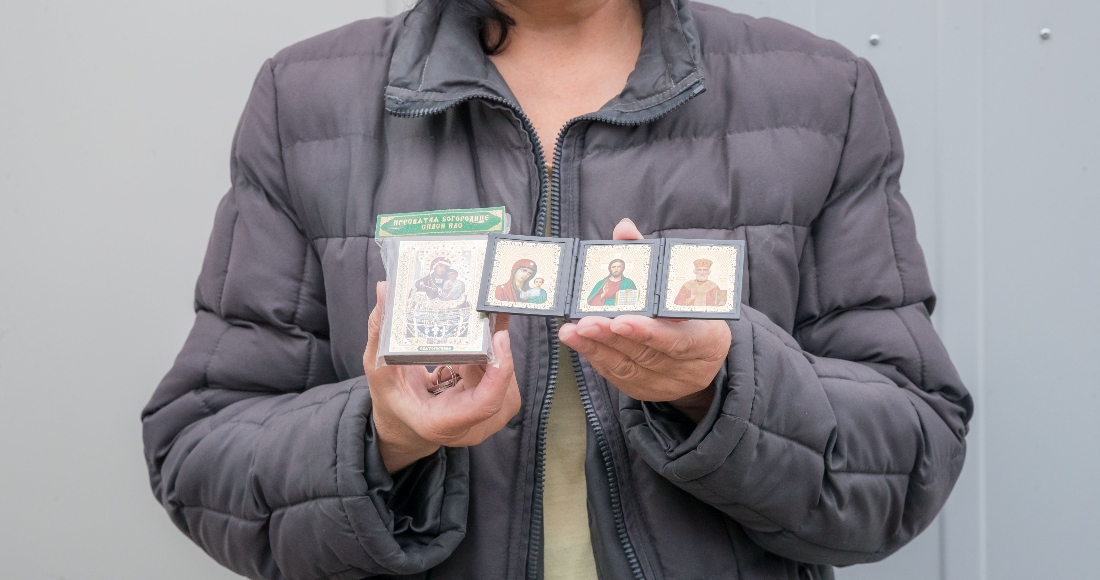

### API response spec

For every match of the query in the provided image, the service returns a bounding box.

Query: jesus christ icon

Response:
[587,259,638,306]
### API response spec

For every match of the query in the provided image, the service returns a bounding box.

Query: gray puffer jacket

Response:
[141,1,973,579]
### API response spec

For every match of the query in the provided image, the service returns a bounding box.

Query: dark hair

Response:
[447,0,515,54]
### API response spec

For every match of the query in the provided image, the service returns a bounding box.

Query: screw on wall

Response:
[1040,28,1052,40]
[869,34,881,46]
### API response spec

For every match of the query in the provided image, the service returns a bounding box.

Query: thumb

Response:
[612,218,643,241]
[364,281,388,372]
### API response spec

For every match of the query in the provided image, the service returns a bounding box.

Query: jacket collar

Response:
[385,0,705,124]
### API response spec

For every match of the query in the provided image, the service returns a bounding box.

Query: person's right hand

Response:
[363,282,521,474]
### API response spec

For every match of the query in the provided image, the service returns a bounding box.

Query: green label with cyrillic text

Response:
[375,207,506,238]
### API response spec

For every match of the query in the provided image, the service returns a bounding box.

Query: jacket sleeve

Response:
[620,58,973,566]
[141,60,468,580]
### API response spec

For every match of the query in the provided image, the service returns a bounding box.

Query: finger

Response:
[421,365,460,396]
[561,327,644,382]
[466,377,522,441]
[572,316,680,371]
[558,322,591,354]
[469,329,515,414]
[371,364,435,420]
[364,282,432,404]
[564,320,720,390]
[431,352,520,444]
[431,330,515,424]
[561,328,638,380]
[560,329,691,401]
[468,349,522,430]
[612,218,643,241]
[363,281,386,369]
[455,363,485,391]
[492,313,511,334]
[419,361,486,399]
[609,315,729,362]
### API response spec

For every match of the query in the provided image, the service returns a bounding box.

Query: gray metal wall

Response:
[702,1,1100,579]
[1,1,1095,579]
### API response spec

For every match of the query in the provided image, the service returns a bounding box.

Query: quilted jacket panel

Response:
[142,1,972,579]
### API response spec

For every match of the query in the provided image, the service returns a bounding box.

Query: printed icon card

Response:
[568,239,661,319]
[478,234,576,317]
[656,239,745,320]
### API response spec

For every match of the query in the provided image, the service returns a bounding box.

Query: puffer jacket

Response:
[141,0,973,578]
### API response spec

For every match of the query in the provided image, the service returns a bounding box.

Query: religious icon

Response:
[587,258,636,306]
[656,239,745,320]
[569,239,660,318]
[527,278,548,304]
[478,234,575,317]
[415,257,469,301]
[673,257,725,307]
[494,259,538,303]
[378,237,492,364]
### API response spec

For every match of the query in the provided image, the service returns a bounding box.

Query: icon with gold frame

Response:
[377,236,493,364]
[656,239,744,320]
[478,234,576,317]
[568,239,660,319]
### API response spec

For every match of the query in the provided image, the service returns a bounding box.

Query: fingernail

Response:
[497,329,511,355]
[618,218,636,227]
[577,326,598,338]
[613,323,635,337]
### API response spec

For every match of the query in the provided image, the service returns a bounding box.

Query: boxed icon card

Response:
[377,236,493,365]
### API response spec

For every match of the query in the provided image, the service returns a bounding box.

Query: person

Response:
[441,269,466,300]
[522,277,548,303]
[673,258,725,307]
[414,256,453,299]
[494,258,537,302]
[586,258,636,306]
[142,0,973,578]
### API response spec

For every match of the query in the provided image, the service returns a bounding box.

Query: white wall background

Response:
[1,1,1096,580]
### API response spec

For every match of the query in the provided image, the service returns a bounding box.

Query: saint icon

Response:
[673,258,727,307]
[656,239,744,320]
[381,237,490,364]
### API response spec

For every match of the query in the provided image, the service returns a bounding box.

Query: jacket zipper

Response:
[539,82,704,580]
[389,80,703,580]
[389,96,564,580]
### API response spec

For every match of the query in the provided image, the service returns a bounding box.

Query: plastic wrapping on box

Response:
[373,208,510,367]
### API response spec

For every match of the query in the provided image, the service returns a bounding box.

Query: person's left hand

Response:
[558,219,732,423]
